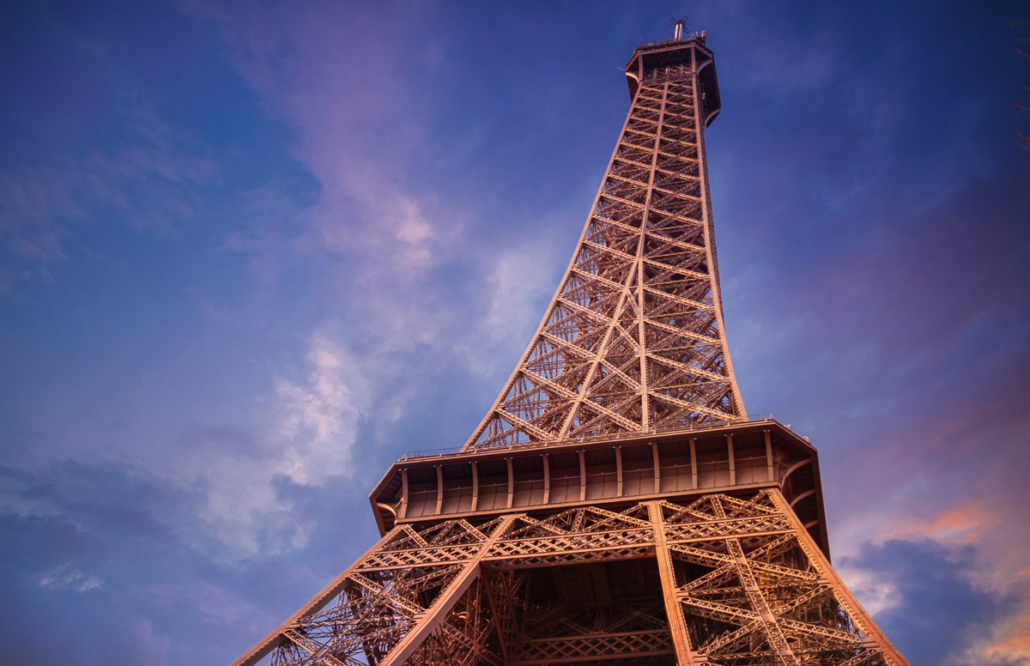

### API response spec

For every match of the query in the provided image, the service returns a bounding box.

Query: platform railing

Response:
[398,413,806,462]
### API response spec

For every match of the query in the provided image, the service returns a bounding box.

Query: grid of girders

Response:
[259,489,906,666]
[466,69,745,451]
[230,39,912,666]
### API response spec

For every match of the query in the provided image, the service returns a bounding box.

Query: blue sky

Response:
[1,1,1028,664]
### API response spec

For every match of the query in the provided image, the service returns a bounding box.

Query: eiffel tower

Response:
[231,22,910,666]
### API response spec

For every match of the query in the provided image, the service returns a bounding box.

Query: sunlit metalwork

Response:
[231,24,910,666]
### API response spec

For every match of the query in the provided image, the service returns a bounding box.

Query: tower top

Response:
[457,26,736,454]
[671,16,689,41]
[624,30,720,125]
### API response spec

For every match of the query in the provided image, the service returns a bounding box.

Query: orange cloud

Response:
[984,613,1030,661]
[880,504,996,545]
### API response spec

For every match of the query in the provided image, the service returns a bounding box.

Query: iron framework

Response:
[466,40,743,451]
[230,30,910,666]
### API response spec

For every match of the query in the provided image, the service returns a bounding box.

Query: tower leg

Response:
[230,525,407,666]
[234,491,909,666]
[766,489,909,666]
[376,515,516,666]
[650,500,701,666]
[656,490,910,666]
[233,516,515,666]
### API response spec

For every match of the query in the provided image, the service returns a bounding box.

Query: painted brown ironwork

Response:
[235,491,906,666]
[464,33,745,452]
[230,25,910,666]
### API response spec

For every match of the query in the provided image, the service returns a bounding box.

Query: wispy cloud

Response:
[0,102,214,292]
[275,333,369,485]
[38,564,103,592]
[836,564,900,617]
[978,611,1030,666]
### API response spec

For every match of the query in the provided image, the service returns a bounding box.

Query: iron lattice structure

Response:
[467,40,744,451]
[231,29,910,666]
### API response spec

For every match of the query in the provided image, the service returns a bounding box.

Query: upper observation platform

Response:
[625,31,722,127]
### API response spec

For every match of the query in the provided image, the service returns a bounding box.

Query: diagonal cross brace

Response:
[375,514,518,666]
[229,525,406,666]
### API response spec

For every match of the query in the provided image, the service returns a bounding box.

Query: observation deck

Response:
[370,416,831,559]
[625,33,722,127]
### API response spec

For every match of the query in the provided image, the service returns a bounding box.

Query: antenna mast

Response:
[671,15,689,40]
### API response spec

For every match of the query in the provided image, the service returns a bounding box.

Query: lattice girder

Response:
[466,51,746,452]
[233,34,910,666]
[233,489,907,666]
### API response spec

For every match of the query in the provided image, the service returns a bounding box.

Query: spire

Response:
[671,15,689,41]
[466,42,744,451]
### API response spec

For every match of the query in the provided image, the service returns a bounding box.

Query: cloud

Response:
[0,335,370,563]
[3,147,410,554]
[160,333,376,559]
[0,102,215,292]
[274,333,369,485]
[182,0,596,474]
[187,1,448,260]
[38,564,103,592]
[879,505,998,546]
[979,612,1030,666]
[957,576,1027,666]
[0,459,331,665]
[836,563,900,617]
[485,248,559,340]
[187,0,493,382]
[841,538,1027,666]
[708,13,1030,663]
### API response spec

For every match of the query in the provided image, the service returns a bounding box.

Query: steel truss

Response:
[232,489,905,666]
[466,58,745,451]
[230,33,911,666]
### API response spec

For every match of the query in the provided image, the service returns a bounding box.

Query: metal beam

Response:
[767,489,909,666]
[435,465,444,515]
[229,525,405,666]
[579,450,587,502]
[727,434,735,486]
[652,442,661,493]
[764,429,774,482]
[649,500,699,666]
[689,438,697,490]
[543,454,551,504]
[400,468,409,520]
[378,515,518,666]
[615,446,624,497]
[506,458,515,509]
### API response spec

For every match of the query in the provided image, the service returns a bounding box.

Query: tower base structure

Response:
[232,419,908,666]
